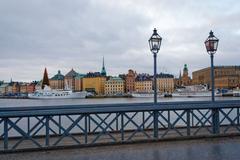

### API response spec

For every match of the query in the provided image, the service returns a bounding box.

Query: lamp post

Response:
[149,28,162,104]
[205,30,219,134]
[204,30,219,102]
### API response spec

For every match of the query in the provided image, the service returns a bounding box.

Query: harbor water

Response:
[0,96,240,108]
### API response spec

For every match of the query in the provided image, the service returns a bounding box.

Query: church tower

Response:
[183,64,188,77]
[101,57,107,76]
[182,64,191,86]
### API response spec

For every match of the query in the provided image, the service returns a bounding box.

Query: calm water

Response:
[0,96,240,108]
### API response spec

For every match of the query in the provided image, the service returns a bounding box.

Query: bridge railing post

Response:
[212,108,220,134]
[187,109,191,136]
[121,112,124,142]
[237,108,240,125]
[45,115,50,147]
[4,118,8,150]
[84,114,88,144]
[153,110,158,139]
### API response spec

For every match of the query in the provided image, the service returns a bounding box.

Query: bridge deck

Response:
[1,136,240,160]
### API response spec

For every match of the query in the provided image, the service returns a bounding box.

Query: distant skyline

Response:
[1,0,240,82]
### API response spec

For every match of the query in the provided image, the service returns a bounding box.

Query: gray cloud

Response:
[0,0,240,81]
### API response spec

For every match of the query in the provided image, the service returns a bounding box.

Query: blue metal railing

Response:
[0,100,240,152]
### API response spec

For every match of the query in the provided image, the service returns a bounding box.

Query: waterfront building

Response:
[41,68,50,89]
[126,69,137,93]
[6,83,13,94]
[64,69,78,91]
[82,72,106,95]
[157,73,174,93]
[192,66,240,89]
[12,82,20,94]
[27,82,36,93]
[105,77,125,95]
[19,83,28,94]
[49,70,64,90]
[134,74,153,93]
[0,83,8,95]
[118,74,127,92]
[5,82,20,95]
[75,74,85,92]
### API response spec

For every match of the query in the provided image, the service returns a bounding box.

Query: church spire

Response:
[41,68,50,89]
[103,56,105,68]
[101,56,106,76]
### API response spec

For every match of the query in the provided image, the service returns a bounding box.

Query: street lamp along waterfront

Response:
[149,28,162,104]
[204,30,219,102]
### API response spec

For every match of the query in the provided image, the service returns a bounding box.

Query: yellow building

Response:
[157,74,174,93]
[19,83,28,94]
[105,77,125,95]
[0,83,8,95]
[82,72,106,95]
[135,80,152,92]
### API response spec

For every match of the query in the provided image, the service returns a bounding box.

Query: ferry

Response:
[28,85,87,99]
[172,85,219,97]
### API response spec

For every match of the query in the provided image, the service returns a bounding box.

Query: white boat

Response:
[172,85,219,97]
[131,92,163,98]
[28,85,87,99]
[233,89,240,97]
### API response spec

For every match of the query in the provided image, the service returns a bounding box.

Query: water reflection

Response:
[0,97,239,108]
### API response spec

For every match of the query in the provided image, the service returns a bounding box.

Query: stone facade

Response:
[192,66,240,89]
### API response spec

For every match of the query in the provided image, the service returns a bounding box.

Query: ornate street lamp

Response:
[149,28,162,104]
[204,30,219,102]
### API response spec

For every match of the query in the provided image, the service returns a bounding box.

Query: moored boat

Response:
[28,85,87,99]
[172,85,220,97]
[233,89,240,97]
[131,92,163,98]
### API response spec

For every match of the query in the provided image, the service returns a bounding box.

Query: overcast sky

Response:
[0,0,240,82]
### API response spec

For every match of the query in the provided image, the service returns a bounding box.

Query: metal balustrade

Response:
[0,100,240,152]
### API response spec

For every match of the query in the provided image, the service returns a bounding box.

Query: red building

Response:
[27,83,36,93]
[125,69,137,93]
